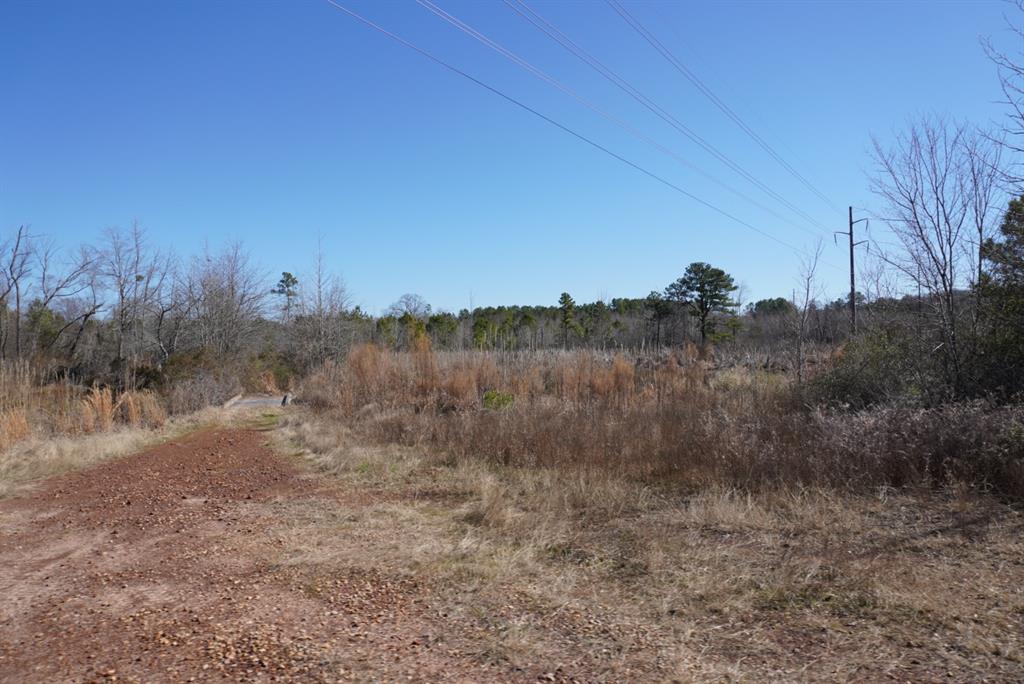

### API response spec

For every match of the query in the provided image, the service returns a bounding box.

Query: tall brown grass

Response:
[301,345,1024,498]
[0,359,36,414]
[0,361,169,450]
[0,409,31,452]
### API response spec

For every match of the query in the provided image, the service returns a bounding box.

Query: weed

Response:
[482,390,513,410]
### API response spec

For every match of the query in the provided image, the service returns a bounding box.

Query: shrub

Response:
[165,373,241,415]
[811,328,935,408]
[482,390,514,410]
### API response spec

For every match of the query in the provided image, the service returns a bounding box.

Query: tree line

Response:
[5,207,1020,407]
[0,224,358,393]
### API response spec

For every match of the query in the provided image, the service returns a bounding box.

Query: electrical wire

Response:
[606,0,845,216]
[415,0,825,241]
[504,0,834,236]
[325,0,836,265]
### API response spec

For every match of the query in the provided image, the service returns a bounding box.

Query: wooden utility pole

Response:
[838,207,868,335]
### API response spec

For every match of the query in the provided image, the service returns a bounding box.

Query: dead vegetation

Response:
[3,341,1022,679]
[272,344,1024,679]
[301,344,1024,498]
[0,360,169,454]
[274,412,1024,681]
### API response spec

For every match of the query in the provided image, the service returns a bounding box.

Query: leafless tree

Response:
[99,224,176,385]
[186,242,266,356]
[36,240,92,308]
[870,117,1004,395]
[386,293,431,319]
[297,240,351,367]
[0,226,34,359]
[153,261,190,363]
[983,1,1024,186]
[30,240,96,356]
[57,268,104,359]
[788,242,823,385]
[962,132,1005,303]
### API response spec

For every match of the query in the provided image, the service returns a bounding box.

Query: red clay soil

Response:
[0,428,514,683]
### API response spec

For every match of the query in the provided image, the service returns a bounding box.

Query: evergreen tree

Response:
[270,272,299,322]
[750,297,795,316]
[644,291,672,347]
[557,292,578,348]
[978,195,1024,394]
[665,262,738,345]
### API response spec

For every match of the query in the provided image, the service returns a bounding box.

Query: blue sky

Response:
[1,0,1016,313]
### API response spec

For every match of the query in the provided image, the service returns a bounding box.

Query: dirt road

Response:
[0,426,511,683]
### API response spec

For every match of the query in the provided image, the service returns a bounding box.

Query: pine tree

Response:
[644,291,672,347]
[557,292,577,348]
[978,196,1024,393]
[665,262,737,345]
[270,272,300,322]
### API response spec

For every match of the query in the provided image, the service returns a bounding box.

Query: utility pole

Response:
[837,207,868,335]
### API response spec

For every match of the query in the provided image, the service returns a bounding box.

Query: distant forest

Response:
[2,216,1008,402]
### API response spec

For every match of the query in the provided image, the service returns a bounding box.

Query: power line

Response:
[324,1,834,265]
[504,0,833,237]
[414,0,824,241]
[605,0,845,217]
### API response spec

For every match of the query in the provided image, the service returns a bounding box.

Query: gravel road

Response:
[0,428,513,682]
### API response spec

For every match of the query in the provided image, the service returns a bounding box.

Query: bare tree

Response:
[30,240,96,356]
[788,242,823,385]
[386,293,431,319]
[57,267,104,360]
[153,260,190,363]
[0,226,34,359]
[983,1,1024,186]
[297,240,351,367]
[962,132,1005,302]
[99,224,175,385]
[870,117,1004,396]
[186,243,266,356]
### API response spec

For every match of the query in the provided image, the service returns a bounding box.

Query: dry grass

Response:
[0,361,171,454]
[117,390,167,428]
[83,386,115,432]
[283,346,1024,678]
[300,346,1024,498]
[0,360,81,442]
[0,409,31,452]
[0,360,35,413]
[271,413,1024,681]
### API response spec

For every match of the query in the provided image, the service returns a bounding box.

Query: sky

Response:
[0,0,1018,314]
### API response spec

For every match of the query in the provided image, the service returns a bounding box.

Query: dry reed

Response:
[301,345,1024,498]
[0,409,31,451]
[0,360,173,448]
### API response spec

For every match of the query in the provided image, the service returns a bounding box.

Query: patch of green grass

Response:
[482,390,514,410]
[249,411,281,431]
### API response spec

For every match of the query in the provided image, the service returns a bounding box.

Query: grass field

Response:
[273,410,1024,680]
[276,346,1024,679]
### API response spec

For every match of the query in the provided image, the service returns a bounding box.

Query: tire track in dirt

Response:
[0,427,512,683]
